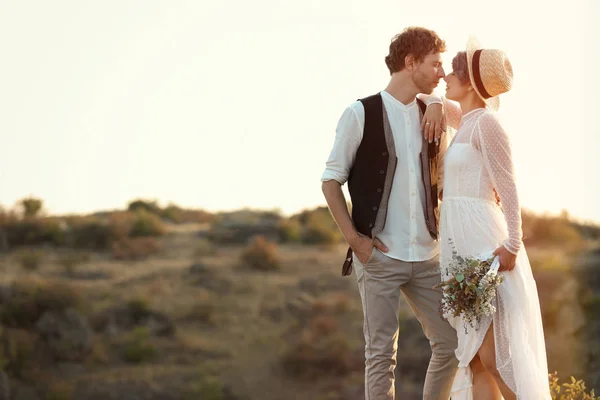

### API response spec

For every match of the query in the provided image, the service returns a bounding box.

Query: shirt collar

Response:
[381,90,417,109]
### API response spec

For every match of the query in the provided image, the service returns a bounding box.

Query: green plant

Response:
[70,218,114,250]
[127,199,161,215]
[300,208,342,245]
[127,297,151,320]
[19,197,43,219]
[122,327,157,363]
[129,210,165,237]
[0,279,81,329]
[550,372,598,399]
[185,375,225,400]
[278,218,302,242]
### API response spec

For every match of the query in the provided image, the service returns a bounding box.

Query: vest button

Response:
[377,188,382,193]
[373,206,378,211]
[379,170,385,174]
[369,223,374,228]
[382,151,388,156]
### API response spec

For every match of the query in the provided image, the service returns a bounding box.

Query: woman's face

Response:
[444,71,470,102]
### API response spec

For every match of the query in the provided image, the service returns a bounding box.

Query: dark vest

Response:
[341,93,440,276]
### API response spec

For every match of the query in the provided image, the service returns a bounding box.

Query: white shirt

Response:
[321,90,439,262]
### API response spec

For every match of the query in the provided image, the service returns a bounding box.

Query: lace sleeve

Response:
[441,97,463,130]
[476,113,523,254]
[416,94,462,130]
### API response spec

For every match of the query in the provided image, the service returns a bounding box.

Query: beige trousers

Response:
[353,249,458,400]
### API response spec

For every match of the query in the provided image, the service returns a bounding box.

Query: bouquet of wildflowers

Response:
[436,243,504,330]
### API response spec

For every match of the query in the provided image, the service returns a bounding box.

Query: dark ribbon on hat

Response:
[473,50,492,99]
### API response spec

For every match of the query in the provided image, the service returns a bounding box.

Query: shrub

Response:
[0,279,81,329]
[129,210,165,237]
[127,199,161,215]
[550,372,598,399]
[122,327,157,363]
[70,218,114,250]
[19,197,43,219]
[185,375,226,400]
[240,236,281,271]
[127,297,151,320]
[289,207,342,245]
[3,218,67,248]
[278,218,302,243]
[161,204,184,223]
[302,211,342,245]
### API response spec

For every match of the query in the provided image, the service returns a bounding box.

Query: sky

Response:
[0,0,598,223]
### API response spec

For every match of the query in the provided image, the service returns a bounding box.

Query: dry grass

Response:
[111,237,161,260]
[0,223,594,400]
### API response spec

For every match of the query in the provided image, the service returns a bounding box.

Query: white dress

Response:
[438,102,551,399]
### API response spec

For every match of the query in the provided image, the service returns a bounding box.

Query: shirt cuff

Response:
[424,96,443,106]
[321,170,347,185]
[503,240,521,255]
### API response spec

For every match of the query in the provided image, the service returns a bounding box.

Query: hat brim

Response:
[466,36,500,111]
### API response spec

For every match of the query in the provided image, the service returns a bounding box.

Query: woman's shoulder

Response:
[476,109,506,136]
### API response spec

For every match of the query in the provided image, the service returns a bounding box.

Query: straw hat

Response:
[466,37,513,111]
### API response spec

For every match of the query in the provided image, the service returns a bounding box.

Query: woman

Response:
[421,38,551,399]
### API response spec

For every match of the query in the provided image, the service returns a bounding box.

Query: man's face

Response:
[412,52,445,94]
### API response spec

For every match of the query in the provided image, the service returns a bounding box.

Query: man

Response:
[321,27,457,399]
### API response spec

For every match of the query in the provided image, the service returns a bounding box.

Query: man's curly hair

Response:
[385,27,446,74]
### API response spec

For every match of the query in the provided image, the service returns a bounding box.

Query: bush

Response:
[19,197,43,219]
[288,207,343,245]
[302,211,342,245]
[3,218,67,248]
[127,199,161,215]
[550,371,598,399]
[161,204,184,223]
[0,279,81,329]
[70,218,114,250]
[278,218,302,242]
[129,210,165,237]
[240,236,281,271]
[185,375,226,400]
[122,327,157,363]
[111,237,161,261]
[127,297,151,320]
